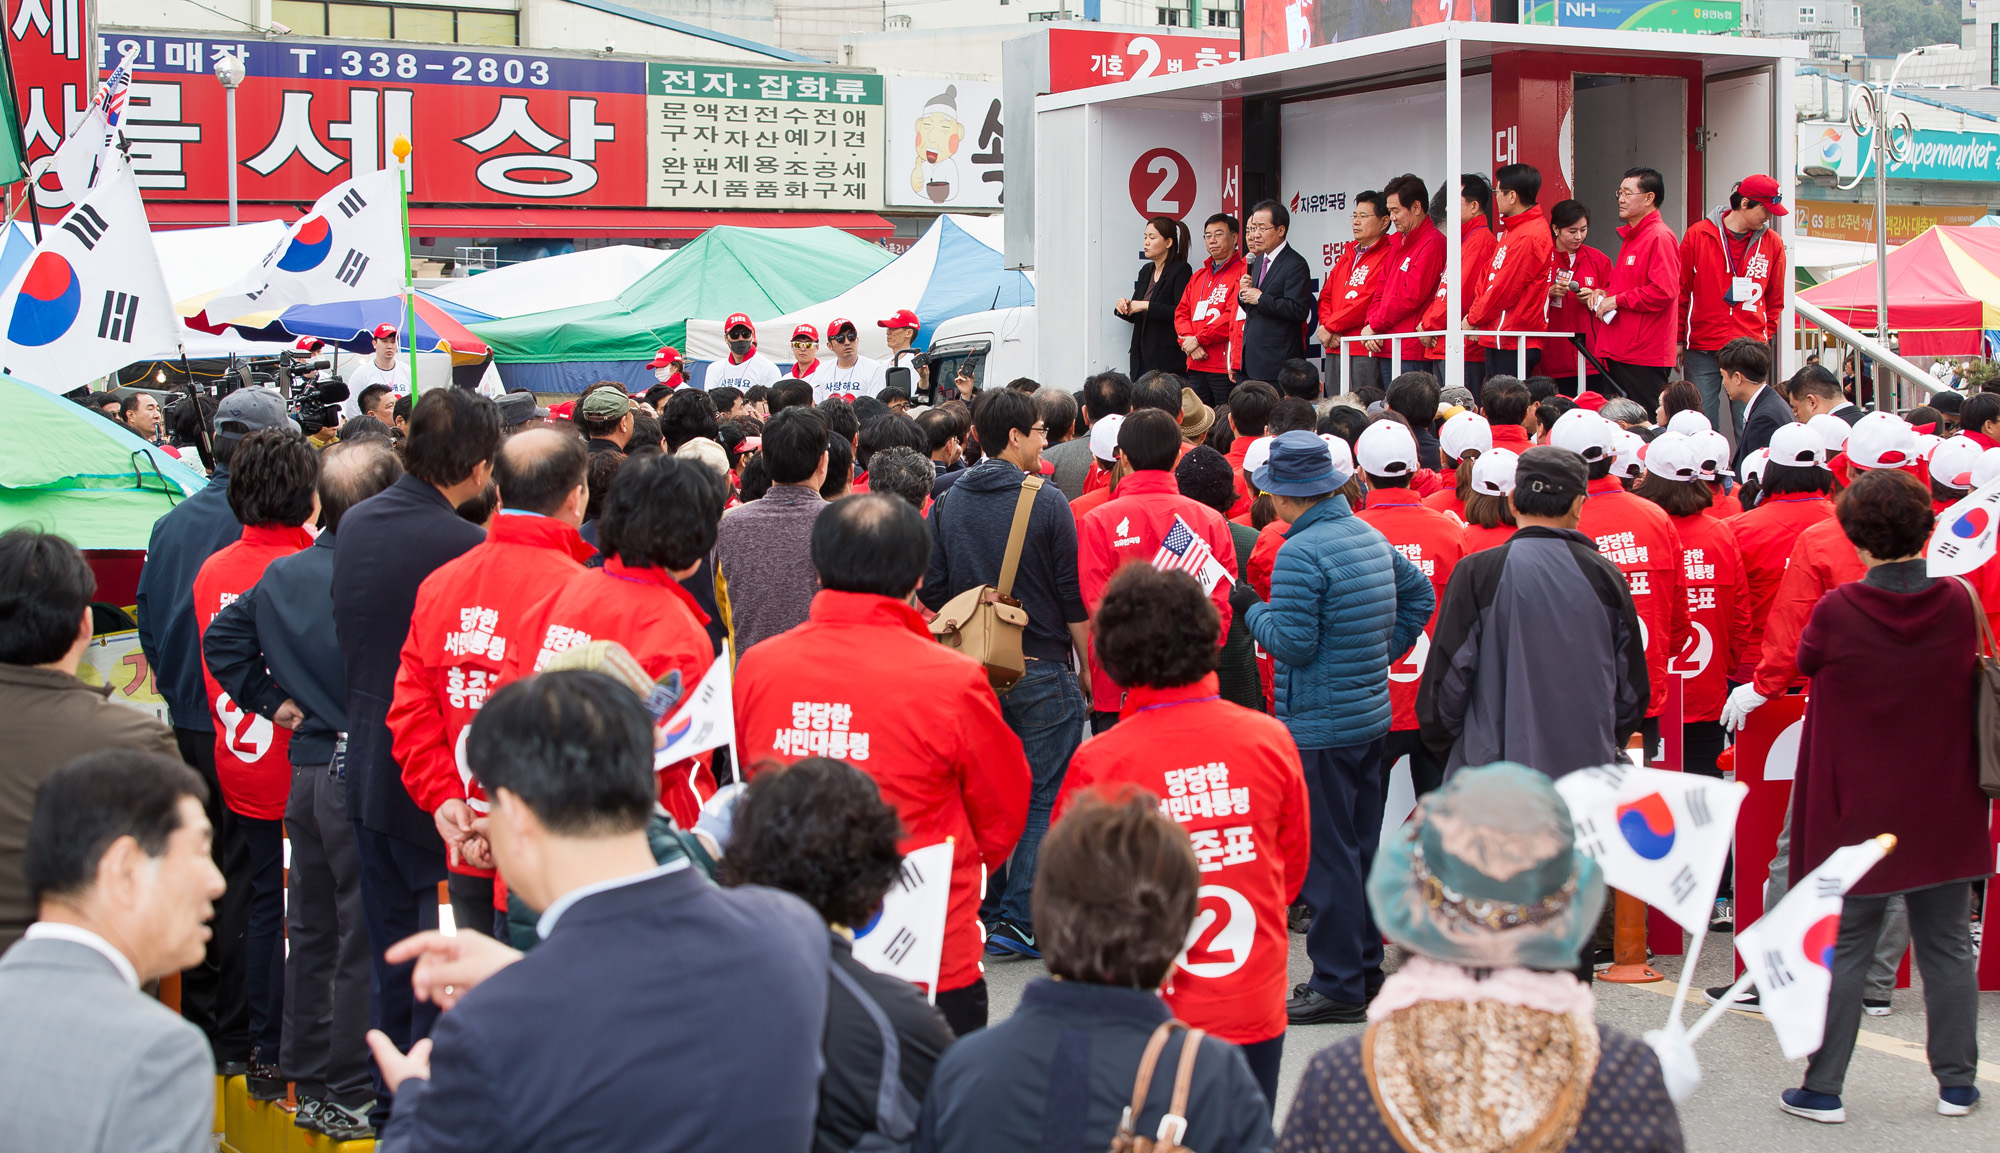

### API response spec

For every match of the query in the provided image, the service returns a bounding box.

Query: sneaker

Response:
[1863,998,1892,1017]
[1286,986,1367,1026]
[1779,1088,1846,1123]
[1939,1086,1981,1117]
[317,1099,377,1141]
[1710,898,1734,934]
[1287,904,1313,935]
[983,918,1040,959]
[1704,985,1762,1013]
[246,1057,285,1102]
[292,1098,325,1134]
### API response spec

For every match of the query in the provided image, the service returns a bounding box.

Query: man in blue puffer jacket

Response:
[1245,429,1432,1026]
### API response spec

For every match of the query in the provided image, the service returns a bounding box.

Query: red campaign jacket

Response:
[1356,490,1466,731]
[1224,436,1255,519]
[1463,522,1517,554]
[1709,489,1744,519]
[389,513,593,865]
[1597,209,1682,368]
[1467,206,1554,351]
[1177,253,1248,370]
[509,560,718,829]
[1668,513,1751,724]
[1365,219,1447,363]
[1722,494,1833,682]
[1751,517,1863,698]
[1078,471,1238,713]
[1248,522,1285,707]
[1578,478,1690,718]
[734,591,1029,993]
[1490,424,1534,456]
[1317,236,1392,338]
[1680,215,1785,352]
[1417,218,1496,363]
[195,525,313,820]
[1541,245,1612,381]
[1053,675,1309,1045]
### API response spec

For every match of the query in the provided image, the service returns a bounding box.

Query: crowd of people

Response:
[0,176,1991,1152]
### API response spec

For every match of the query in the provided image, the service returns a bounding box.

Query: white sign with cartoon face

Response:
[885,76,1004,209]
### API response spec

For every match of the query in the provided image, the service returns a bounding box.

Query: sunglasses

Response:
[830,332,857,342]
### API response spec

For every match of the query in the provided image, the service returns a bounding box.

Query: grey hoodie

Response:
[918,457,1088,664]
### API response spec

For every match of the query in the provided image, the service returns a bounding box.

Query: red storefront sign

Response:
[1046,28,1242,93]
[9,0,95,171]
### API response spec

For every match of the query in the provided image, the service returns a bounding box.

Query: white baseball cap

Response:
[1357,419,1420,478]
[1974,446,2000,489]
[1089,413,1126,463]
[1767,422,1826,468]
[1740,447,1772,485]
[1609,429,1647,480]
[1846,411,1918,471]
[1471,448,1520,496]
[1691,429,1733,479]
[1807,412,1851,455]
[1644,432,1700,482]
[1549,409,1613,462]
[1241,434,1274,479]
[1439,410,1492,462]
[1930,435,1984,490]
[1665,409,1713,437]
[1320,433,1357,485]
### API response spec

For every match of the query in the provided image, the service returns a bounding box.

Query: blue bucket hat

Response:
[1250,429,1351,497]
[1367,762,1604,971]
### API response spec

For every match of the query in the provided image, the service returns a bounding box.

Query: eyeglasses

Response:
[1246,223,1275,234]
[830,333,857,343]
[1029,424,1048,435]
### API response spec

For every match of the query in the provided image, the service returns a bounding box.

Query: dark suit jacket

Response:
[1833,402,1863,426]
[1239,245,1314,382]
[134,463,240,732]
[1734,385,1794,474]
[1120,259,1191,379]
[205,534,345,767]
[378,869,830,1153]
[330,474,485,847]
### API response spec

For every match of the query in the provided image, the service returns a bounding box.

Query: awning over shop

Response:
[142,202,898,240]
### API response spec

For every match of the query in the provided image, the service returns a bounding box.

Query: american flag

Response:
[1152,514,1234,595]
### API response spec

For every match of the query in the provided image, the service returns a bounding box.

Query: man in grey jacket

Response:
[1046,372,1130,500]
[1418,446,1648,778]
[0,750,225,1153]
[714,406,829,655]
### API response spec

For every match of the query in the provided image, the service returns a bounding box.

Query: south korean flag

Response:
[203,167,405,323]
[1556,763,1747,936]
[0,154,183,395]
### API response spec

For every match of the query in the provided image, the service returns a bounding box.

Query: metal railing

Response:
[1331,331,1584,393]
[1793,298,1940,404]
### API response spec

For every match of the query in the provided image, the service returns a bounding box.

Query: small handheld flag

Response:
[655,656,734,767]
[1556,764,1746,936]
[1928,478,2000,576]
[1153,514,1234,595]
[851,840,955,1000]
[48,45,139,200]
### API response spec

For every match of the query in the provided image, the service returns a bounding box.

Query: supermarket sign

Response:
[18,28,888,209]
[1799,120,2000,184]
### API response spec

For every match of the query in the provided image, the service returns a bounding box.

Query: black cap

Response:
[1516,445,1588,503]
[1932,389,1964,416]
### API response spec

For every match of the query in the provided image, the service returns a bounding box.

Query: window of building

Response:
[1848,3,1859,24]
[1206,5,1239,24]
[1797,4,1816,22]
[884,10,911,23]
[1158,4,1187,23]
[271,0,518,44]
[1028,9,1063,19]
[1992,33,1997,85]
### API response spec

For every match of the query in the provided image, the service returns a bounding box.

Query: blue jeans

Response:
[1683,348,1747,436]
[993,659,1087,926]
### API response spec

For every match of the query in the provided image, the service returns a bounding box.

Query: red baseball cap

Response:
[371,323,398,340]
[791,323,819,343]
[1736,174,1789,217]
[647,346,682,369]
[1574,390,1607,412]
[294,337,325,353]
[877,308,920,331]
[724,313,755,337]
[827,317,858,339]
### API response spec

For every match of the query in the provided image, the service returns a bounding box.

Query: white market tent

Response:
[426,245,671,323]
[683,214,1035,361]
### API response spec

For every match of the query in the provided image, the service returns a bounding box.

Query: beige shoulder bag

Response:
[929,474,1040,692]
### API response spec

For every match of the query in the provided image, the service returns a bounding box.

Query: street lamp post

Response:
[214,52,246,226]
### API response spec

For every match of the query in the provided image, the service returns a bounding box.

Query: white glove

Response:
[1643,1025,1702,1105]
[1721,684,1768,733]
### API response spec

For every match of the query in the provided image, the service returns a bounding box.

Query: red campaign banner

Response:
[9,0,95,164]
[29,31,653,207]
[1046,28,1242,93]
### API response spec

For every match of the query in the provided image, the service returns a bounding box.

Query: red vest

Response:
[1357,490,1466,731]
[194,525,312,819]
[1578,478,1689,718]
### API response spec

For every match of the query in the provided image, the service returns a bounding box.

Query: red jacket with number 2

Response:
[195,525,312,820]
[1054,675,1309,1045]
[734,591,1030,994]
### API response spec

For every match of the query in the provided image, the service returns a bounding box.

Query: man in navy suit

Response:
[367,670,828,1153]
[1721,337,1789,473]
[1238,199,1317,385]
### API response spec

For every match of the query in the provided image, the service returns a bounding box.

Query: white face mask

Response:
[654,367,675,382]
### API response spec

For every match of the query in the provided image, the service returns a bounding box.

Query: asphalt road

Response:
[979,926,2000,1150]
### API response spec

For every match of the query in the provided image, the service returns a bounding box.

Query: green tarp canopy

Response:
[0,376,207,550]
[471,226,893,364]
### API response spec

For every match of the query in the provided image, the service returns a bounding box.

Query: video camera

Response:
[216,346,350,434]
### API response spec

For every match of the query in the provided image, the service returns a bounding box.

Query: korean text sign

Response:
[646,63,883,210]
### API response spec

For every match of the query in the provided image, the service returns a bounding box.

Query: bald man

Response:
[387,427,595,949]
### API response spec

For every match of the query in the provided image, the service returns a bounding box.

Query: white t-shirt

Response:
[705,352,782,395]
[813,355,886,403]
[342,356,411,420]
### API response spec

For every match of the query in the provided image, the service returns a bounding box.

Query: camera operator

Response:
[342,324,410,418]
[202,437,403,1139]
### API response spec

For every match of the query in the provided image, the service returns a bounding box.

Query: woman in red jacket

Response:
[1055,564,1308,1112]
[1540,199,1612,395]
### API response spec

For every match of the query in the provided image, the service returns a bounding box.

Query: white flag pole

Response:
[1666,909,1711,1030]
[1684,970,1755,1045]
